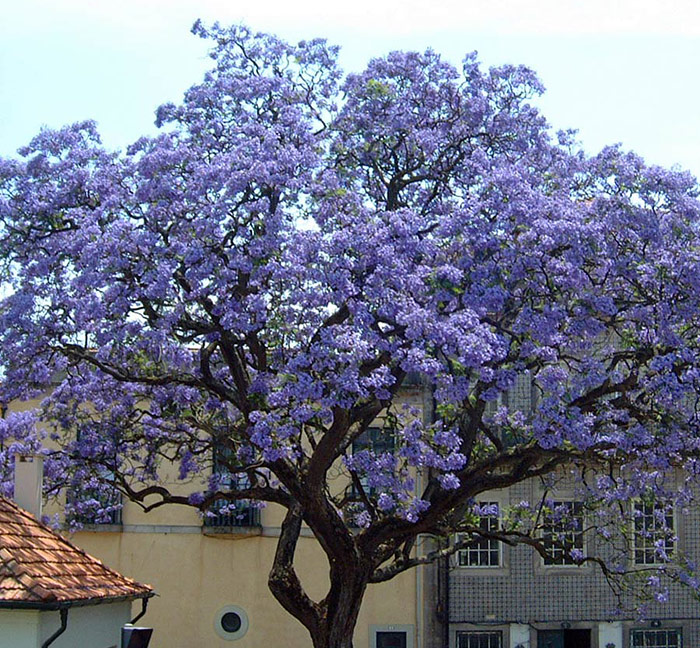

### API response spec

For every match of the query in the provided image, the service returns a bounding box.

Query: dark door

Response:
[538,629,591,648]
[376,631,407,648]
[565,630,591,648]
[539,630,564,648]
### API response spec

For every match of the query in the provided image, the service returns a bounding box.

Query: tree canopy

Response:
[2,22,700,648]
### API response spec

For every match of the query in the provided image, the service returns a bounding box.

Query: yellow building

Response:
[70,505,423,648]
[26,381,433,648]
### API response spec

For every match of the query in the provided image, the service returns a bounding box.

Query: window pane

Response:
[633,500,675,565]
[542,501,584,565]
[457,502,501,567]
[456,631,502,648]
[631,629,681,648]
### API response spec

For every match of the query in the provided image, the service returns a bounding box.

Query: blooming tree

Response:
[2,22,700,648]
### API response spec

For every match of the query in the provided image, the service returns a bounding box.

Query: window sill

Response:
[453,566,510,577]
[537,563,591,575]
[201,525,263,538]
[73,524,123,533]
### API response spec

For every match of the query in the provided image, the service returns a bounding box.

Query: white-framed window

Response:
[631,628,681,647]
[541,501,584,566]
[633,500,675,565]
[456,631,502,648]
[484,372,534,417]
[457,501,501,568]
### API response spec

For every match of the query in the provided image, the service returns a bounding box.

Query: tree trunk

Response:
[268,505,371,648]
[310,571,368,648]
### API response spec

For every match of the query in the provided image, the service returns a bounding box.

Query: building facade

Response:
[417,373,700,648]
[441,476,700,648]
[64,379,430,648]
[71,506,421,648]
[9,375,700,648]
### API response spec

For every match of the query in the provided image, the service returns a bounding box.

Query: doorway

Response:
[538,629,591,648]
[376,631,407,648]
[370,625,414,648]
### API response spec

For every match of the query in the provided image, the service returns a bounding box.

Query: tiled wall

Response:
[449,478,700,644]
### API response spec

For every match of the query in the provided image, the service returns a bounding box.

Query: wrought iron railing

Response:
[70,489,123,525]
[203,500,260,527]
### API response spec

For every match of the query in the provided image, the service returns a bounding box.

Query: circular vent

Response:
[214,605,249,641]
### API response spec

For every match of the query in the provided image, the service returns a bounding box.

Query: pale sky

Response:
[2,0,700,176]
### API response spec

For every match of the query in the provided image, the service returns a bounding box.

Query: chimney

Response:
[14,454,44,519]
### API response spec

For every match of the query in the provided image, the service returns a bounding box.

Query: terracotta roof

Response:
[0,497,153,608]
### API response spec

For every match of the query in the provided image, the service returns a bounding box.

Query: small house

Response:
[0,495,153,648]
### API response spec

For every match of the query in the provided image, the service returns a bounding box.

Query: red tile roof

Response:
[0,497,153,608]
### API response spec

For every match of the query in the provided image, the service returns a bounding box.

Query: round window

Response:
[214,605,249,641]
[221,612,242,633]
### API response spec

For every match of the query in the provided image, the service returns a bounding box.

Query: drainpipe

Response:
[42,608,68,648]
[442,553,450,648]
[130,598,149,624]
[428,386,450,648]
[416,553,422,648]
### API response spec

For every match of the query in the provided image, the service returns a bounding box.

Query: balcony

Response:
[202,498,261,536]
[69,488,123,530]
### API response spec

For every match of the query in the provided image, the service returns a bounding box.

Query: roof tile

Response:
[0,497,152,606]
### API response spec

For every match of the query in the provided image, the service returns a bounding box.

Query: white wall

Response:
[598,622,623,648]
[0,609,40,648]
[509,623,530,648]
[39,601,133,648]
